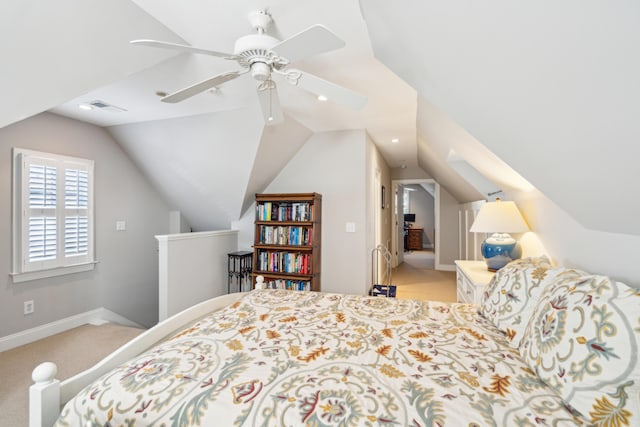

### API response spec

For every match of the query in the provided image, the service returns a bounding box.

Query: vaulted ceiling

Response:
[2,0,639,235]
[362,0,640,235]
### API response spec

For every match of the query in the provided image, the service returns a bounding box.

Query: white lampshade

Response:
[470,200,529,234]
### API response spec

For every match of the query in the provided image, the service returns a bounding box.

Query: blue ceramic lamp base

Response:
[481,233,522,271]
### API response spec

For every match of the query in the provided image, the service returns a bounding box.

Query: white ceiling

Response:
[363,0,640,235]
[2,0,419,230]
[3,0,640,236]
[43,0,419,169]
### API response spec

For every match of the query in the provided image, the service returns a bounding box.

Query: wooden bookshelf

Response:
[252,193,321,291]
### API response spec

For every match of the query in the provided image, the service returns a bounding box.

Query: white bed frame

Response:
[29,292,245,427]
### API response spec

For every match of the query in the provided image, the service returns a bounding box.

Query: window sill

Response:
[10,261,98,283]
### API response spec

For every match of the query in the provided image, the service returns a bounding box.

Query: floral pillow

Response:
[519,271,640,426]
[479,255,560,348]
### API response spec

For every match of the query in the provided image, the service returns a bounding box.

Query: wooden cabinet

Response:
[252,193,321,291]
[406,228,423,251]
[455,260,495,305]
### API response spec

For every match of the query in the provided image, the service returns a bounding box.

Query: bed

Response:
[31,258,640,426]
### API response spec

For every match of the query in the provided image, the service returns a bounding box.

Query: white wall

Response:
[366,132,392,287]
[0,113,171,337]
[512,190,640,288]
[437,185,460,269]
[258,130,369,295]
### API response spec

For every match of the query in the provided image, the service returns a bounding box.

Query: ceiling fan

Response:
[131,10,367,125]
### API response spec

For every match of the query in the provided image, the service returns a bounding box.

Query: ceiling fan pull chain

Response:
[268,80,273,121]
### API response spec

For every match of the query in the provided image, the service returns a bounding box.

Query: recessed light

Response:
[78,104,93,111]
[391,138,399,143]
[317,95,328,102]
[155,91,168,97]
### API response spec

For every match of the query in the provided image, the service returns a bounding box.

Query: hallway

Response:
[391,250,457,302]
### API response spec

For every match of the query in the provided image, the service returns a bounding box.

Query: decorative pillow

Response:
[479,255,560,348]
[519,271,640,426]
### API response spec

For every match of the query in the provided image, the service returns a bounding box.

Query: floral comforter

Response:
[56,290,588,426]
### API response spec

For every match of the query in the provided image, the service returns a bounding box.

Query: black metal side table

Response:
[227,251,253,293]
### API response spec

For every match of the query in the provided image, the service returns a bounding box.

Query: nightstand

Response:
[455,260,495,305]
[406,228,423,251]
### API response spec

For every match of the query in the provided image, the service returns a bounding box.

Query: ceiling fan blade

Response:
[131,39,239,60]
[161,71,245,103]
[291,70,367,110]
[256,82,284,125]
[271,25,345,63]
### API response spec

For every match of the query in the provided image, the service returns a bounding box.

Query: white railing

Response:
[156,230,239,320]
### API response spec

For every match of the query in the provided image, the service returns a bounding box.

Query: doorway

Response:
[391,179,440,269]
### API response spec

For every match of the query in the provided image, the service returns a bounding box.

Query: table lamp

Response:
[470,199,529,271]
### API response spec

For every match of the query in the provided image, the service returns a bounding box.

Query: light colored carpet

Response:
[392,251,457,302]
[0,323,144,427]
[402,250,436,269]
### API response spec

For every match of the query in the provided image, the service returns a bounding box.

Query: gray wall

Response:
[0,113,171,337]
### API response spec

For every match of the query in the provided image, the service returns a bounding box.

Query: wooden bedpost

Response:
[29,362,60,427]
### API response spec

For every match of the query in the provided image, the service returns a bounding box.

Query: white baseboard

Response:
[93,308,144,329]
[436,263,456,272]
[0,308,143,353]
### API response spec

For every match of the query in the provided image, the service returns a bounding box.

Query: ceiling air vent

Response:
[89,100,127,112]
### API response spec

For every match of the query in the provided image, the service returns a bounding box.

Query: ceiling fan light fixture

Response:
[251,62,271,81]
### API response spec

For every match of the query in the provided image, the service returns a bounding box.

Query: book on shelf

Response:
[256,202,314,222]
[256,250,312,274]
[258,225,313,246]
[262,278,311,291]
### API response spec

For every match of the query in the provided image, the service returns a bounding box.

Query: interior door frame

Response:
[391,178,440,269]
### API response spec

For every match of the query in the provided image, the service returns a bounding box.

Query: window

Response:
[12,148,95,282]
[403,188,411,214]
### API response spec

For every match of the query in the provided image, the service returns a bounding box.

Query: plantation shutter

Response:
[64,167,90,258]
[19,151,94,273]
[23,156,59,271]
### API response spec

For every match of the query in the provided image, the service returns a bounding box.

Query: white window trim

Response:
[11,148,96,283]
